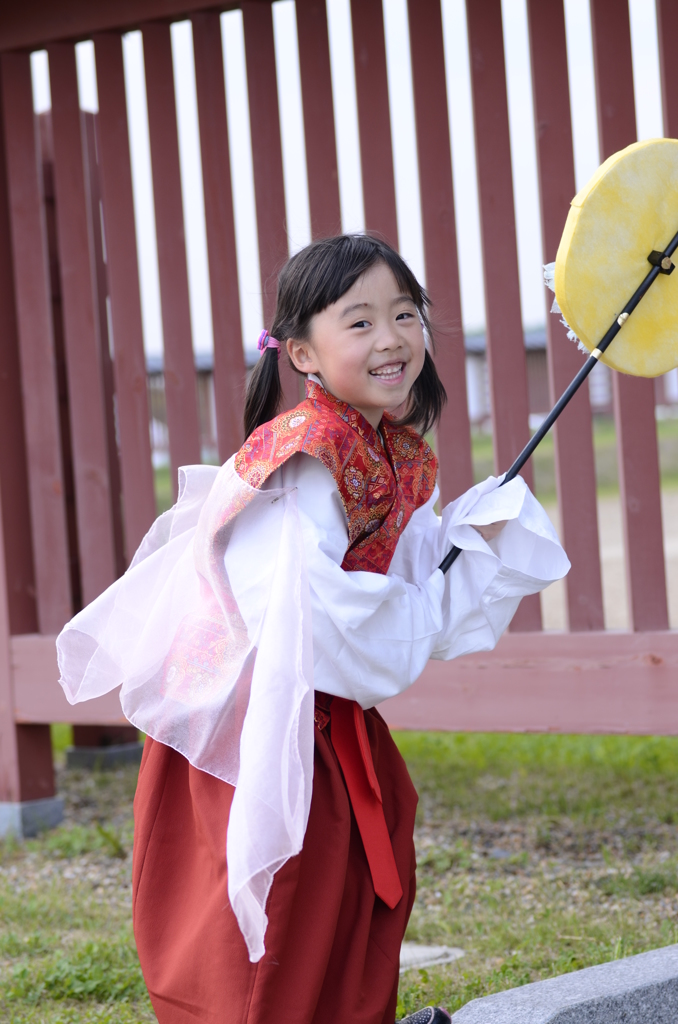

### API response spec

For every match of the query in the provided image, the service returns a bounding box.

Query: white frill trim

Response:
[543,262,589,355]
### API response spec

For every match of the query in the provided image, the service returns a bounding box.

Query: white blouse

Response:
[225,452,570,709]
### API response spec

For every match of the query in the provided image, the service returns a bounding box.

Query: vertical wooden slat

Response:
[241,0,288,323]
[242,1,300,411]
[48,42,117,607]
[590,0,636,154]
[0,68,38,636]
[40,113,83,615]
[0,52,71,632]
[296,0,342,239]
[82,112,126,579]
[192,12,247,460]
[590,0,669,631]
[465,0,541,631]
[142,21,201,485]
[93,33,157,556]
[527,0,604,631]
[407,0,473,504]
[350,0,398,247]
[656,0,678,137]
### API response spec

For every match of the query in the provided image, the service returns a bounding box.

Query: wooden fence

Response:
[0,0,677,811]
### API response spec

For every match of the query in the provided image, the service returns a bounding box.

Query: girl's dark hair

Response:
[243,234,447,439]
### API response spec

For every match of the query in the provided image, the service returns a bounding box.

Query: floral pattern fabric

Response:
[234,379,438,575]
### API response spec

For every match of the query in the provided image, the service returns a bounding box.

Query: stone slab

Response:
[452,945,678,1023]
[0,797,64,838]
[400,943,465,973]
[66,742,144,769]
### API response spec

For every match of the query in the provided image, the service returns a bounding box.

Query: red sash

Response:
[330,697,403,908]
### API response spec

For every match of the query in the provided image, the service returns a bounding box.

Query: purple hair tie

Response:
[257,329,281,360]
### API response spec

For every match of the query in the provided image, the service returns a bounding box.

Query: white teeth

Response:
[371,363,404,379]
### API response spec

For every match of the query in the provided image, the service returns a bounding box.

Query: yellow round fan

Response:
[554,138,678,377]
[440,138,678,574]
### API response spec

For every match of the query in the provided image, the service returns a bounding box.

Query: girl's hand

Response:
[472,520,508,542]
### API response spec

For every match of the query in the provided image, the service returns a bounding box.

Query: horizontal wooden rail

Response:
[10,631,678,734]
[12,634,126,725]
[382,631,678,735]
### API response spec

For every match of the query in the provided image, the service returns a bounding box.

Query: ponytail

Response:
[243,346,283,440]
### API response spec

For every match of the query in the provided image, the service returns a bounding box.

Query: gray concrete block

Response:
[0,797,64,839]
[451,944,678,1023]
[66,742,144,770]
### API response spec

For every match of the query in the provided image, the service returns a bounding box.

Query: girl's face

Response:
[286,262,427,429]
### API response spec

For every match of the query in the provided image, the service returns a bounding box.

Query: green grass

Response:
[469,414,678,502]
[6,939,147,1004]
[154,465,173,515]
[50,726,73,766]
[395,732,678,825]
[2,737,677,1021]
[0,767,153,1022]
[392,732,678,1017]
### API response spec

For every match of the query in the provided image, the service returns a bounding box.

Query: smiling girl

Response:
[58,235,569,1024]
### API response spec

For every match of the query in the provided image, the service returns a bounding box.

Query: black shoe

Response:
[397,1008,452,1024]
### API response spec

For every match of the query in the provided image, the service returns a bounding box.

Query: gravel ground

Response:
[398,813,678,1016]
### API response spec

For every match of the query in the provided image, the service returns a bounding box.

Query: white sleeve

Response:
[225,455,569,710]
[389,474,570,661]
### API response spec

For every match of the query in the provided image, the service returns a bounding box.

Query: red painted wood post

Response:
[656,0,678,137]
[0,497,55,804]
[295,0,342,239]
[0,479,20,804]
[241,1,300,411]
[407,0,473,504]
[526,0,604,631]
[142,21,201,488]
[0,53,72,633]
[465,0,541,631]
[590,0,669,631]
[350,0,398,247]
[0,66,56,804]
[93,33,157,557]
[47,42,117,607]
[191,12,247,461]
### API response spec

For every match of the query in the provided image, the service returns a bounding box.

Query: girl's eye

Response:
[351,319,370,329]
[395,311,414,321]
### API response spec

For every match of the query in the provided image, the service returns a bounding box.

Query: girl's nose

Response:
[375,324,402,350]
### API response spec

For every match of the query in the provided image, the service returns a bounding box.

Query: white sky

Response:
[29,0,664,360]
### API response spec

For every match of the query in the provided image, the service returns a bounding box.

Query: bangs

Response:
[273,235,427,339]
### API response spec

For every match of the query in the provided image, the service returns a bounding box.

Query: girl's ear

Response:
[287,337,319,374]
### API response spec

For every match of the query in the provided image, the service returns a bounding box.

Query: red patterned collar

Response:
[304,378,383,447]
[235,381,438,574]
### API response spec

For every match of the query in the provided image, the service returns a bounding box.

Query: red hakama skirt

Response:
[132,697,418,1024]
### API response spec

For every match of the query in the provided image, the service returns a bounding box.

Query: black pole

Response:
[439,228,678,575]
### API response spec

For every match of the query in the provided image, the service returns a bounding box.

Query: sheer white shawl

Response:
[57,459,314,963]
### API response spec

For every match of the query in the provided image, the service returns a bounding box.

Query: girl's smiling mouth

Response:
[369,362,406,382]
